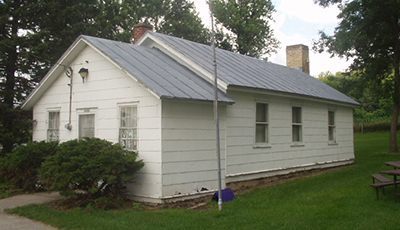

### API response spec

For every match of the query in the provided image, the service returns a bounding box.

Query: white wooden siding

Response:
[32,46,163,200]
[225,90,355,181]
[161,100,226,197]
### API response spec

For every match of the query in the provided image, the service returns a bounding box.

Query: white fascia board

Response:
[137,33,228,93]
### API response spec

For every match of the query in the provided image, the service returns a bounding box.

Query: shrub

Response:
[39,138,144,207]
[353,120,400,133]
[0,141,58,191]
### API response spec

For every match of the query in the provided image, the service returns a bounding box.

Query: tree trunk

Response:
[390,101,399,153]
[390,0,400,153]
[390,58,400,153]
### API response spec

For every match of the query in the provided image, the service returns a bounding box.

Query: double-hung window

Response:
[47,111,60,141]
[119,106,138,151]
[328,110,336,143]
[292,106,302,142]
[255,103,269,143]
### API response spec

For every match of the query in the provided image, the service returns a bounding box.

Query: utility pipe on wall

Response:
[209,0,223,211]
[65,67,73,130]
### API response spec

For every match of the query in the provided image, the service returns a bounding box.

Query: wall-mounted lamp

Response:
[78,68,89,83]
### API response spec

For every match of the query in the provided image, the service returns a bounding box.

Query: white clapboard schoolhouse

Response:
[22,24,359,203]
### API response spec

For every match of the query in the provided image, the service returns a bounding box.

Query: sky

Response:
[193,0,351,76]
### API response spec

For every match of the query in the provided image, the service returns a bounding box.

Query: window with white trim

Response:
[255,103,269,143]
[47,111,60,141]
[292,106,302,142]
[119,106,138,151]
[328,110,336,142]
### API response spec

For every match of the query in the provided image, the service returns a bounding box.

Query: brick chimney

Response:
[133,23,153,44]
[286,44,310,74]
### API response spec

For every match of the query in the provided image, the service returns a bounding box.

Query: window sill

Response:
[291,143,305,147]
[253,144,271,149]
[328,142,338,146]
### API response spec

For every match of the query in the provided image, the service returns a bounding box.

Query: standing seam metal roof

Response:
[149,31,359,106]
[82,35,234,103]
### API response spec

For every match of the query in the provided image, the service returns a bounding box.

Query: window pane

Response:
[79,114,95,138]
[256,103,267,122]
[329,127,335,141]
[48,111,60,141]
[292,125,302,142]
[48,112,60,129]
[121,106,137,127]
[328,111,335,125]
[256,124,266,143]
[292,107,301,123]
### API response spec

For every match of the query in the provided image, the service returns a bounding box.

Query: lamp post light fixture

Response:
[78,68,89,83]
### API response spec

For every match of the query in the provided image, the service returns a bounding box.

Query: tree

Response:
[0,0,209,155]
[213,0,279,59]
[158,0,209,44]
[318,71,393,123]
[0,0,100,155]
[313,0,400,152]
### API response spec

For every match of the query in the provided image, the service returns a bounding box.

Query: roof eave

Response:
[228,85,360,108]
[160,95,235,105]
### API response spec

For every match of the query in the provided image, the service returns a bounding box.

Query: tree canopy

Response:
[157,0,209,44]
[0,0,101,155]
[0,0,208,155]
[213,0,279,59]
[313,0,400,152]
[318,71,393,123]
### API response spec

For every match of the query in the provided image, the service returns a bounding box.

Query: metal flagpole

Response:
[209,0,223,211]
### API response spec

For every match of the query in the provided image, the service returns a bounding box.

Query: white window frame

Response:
[292,106,303,144]
[255,102,269,145]
[47,109,60,142]
[118,104,138,151]
[77,108,97,139]
[328,110,336,144]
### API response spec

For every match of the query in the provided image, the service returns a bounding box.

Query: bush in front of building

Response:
[39,137,144,209]
[0,141,58,192]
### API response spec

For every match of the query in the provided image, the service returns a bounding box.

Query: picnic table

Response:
[380,163,400,202]
[370,161,400,201]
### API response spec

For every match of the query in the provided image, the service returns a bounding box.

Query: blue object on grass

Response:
[212,188,236,203]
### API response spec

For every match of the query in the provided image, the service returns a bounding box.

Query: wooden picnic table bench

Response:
[370,174,400,200]
[385,161,400,169]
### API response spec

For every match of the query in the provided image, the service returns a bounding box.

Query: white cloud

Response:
[275,0,340,24]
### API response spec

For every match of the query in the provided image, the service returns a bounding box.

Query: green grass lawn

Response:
[6,132,400,230]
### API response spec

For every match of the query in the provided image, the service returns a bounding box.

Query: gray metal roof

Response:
[150,31,360,106]
[82,35,234,103]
